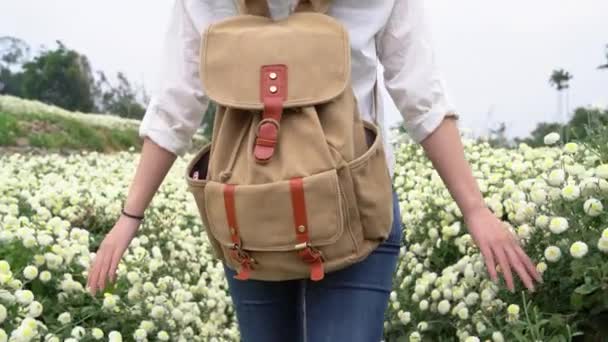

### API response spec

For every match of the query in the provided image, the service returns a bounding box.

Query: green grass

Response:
[0,112,22,145]
[0,95,208,154]
[0,110,141,152]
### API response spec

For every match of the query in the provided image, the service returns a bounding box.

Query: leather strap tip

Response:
[253,146,275,163]
[310,262,324,281]
[234,268,251,281]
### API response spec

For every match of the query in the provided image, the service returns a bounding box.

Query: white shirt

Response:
[139,0,457,173]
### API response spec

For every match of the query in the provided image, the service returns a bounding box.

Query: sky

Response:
[1,0,607,139]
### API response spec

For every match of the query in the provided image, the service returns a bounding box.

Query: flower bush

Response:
[1,112,607,340]
[384,129,608,341]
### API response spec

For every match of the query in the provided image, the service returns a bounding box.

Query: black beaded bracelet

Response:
[121,208,145,221]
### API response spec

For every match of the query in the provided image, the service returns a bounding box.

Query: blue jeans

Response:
[223,190,403,342]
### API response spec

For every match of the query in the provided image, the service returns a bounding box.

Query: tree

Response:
[0,36,30,96]
[598,44,608,70]
[487,122,510,148]
[94,71,146,119]
[515,122,564,147]
[20,41,96,112]
[549,68,573,141]
[200,102,216,141]
[567,107,608,141]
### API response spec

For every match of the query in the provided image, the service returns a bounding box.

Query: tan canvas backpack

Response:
[184,0,394,282]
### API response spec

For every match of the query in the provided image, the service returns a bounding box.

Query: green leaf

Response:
[574,283,599,295]
[571,292,584,310]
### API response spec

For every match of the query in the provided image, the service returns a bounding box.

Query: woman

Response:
[87,0,542,340]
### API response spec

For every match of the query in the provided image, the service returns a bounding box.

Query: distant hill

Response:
[0,95,206,154]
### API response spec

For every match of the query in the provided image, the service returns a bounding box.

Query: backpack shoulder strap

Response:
[238,0,330,17]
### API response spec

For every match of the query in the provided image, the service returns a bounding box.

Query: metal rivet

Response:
[269,85,278,93]
[269,72,277,80]
[298,225,306,233]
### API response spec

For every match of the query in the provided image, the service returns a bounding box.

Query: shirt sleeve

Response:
[377,0,459,144]
[138,0,210,157]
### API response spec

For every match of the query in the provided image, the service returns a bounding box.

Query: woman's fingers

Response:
[97,248,112,291]
[492,245,514,292]
[479,243,498,283]
[505,245,534,292]
[87,251,103,295]
[515,244,543,283]
[108,248,122,283]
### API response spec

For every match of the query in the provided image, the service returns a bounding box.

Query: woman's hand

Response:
[86,216,140,295]
[464,206,543,292]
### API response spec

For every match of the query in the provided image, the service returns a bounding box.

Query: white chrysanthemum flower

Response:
[58,312,72,325]
[103,294,119,311]
[0,261,11,275]
[438,300,451,315]
[507,304,520,316]
[536,262,548,273]
[544,246,562,263]
[398,311,411,325]
[530,188,547,205]
[597,237,608,253]
[109,330,123,342]
[71,326,86,339]
[570,241,588,258]
[133,328,147,341]
[516,224,532,239]
[584,198,603,217]
[0,304,6,323]
[535,215,549,229]
[417,321,428,332]
[596,164,608,179]
[139,320,155,333]
[157,331,170,341]
[409,332,422,342]
[602,228,608,240]
[465,337,480,342]
[151,305,167,319]
[543,132,560,145]
[22,265,39,280]
[548,217,569,234]
[91,328,104,340]
[561,184,580,201]
[492,331,505,342]
[15,289,34,305]
[564,142,578,154]
[39,271,52,283]
[419,299,429,311]
[458,307,469,320]
[548,169,566,186]
[27,301,43,318]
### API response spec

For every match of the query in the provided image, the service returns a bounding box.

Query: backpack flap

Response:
[200,12,350,109]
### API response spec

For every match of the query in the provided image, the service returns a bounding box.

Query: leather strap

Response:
[289,177,325,281]
[254,65,287,163]
[239,0,330,16]
[223,184,254,280]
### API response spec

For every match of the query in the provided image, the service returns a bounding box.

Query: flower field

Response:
[1,107,608,341]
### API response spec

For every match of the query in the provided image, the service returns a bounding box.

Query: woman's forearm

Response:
[419,117,487,218]
[123,137,178,217]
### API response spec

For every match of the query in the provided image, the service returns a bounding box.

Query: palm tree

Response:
[549,69,573,142]
[549,69,573,124]
[598,44,608,70]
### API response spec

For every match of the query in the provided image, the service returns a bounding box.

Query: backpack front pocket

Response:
[348,120,394,242]
[203,168,345,252]
[185,143,225,259]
